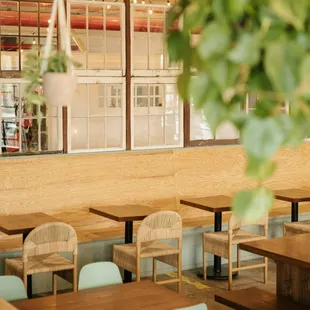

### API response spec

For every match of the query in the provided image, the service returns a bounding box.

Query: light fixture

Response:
[167,0,171,6]
[107,4,111,9]
[149,8,152,14]
[21,49,23,53]
[48,19,51,24]
[142,0,145,4]
[32,39,36,44]
[133,0,137,3]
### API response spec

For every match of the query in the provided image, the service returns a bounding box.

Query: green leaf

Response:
[270,0,308,30]
[189,72,210,108]
[232,187,274,222]
[242,117,284,160]
[246,157,276,181]
[264,40,300,93]
[167,30,186,62]
[228,33,260,66]
[183,3,206,32]
[177,73,191,101]
[228,0,250,20]
[299,53,310,98]
[198,22,231,60]
[210,59,227,91]
[166,5,183,30]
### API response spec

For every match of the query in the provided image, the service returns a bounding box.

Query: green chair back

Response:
[0,276,27,301]
[78,262,123,290]
[175,304,207,310]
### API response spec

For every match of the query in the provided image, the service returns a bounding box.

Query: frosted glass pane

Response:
[71,118,88,150]
[72,84,88,117]
[166,115,180,146]
[149,115,164,146]
[89,84,105,116]
[190,107,213,140]
[107,117,122,148]
[89,117,105,149]
[45,117,60,151]
[134,116,148,147]
[215,122,239,140]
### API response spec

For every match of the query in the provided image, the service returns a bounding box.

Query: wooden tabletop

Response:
[0,298,17,310]
[12,280,199,310]
[180,195,232,213]
[274,188,310,203]
[89,205,154,222]
[240,233,310,270]
[0,212,57,235]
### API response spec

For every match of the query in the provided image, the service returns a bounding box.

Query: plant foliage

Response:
[167,0,310,220]
[22,50,81,109]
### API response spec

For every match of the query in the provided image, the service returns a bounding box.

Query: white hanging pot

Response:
[43,73,76,107]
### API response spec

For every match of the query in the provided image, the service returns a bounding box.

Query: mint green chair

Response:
[0,275,27,301]
[175,304,207,310]
[78,262,123,290]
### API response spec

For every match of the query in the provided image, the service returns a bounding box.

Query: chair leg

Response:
[237,245,240,269]
[178,253,182,293]
[153,258,157,283]
[228,247,232,291]
[136,258,141,282]
[73,267,78,292]
[52,272,57,295]
[202,236,206,281]
[264,257,268,284]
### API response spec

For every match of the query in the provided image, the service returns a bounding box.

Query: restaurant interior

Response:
[0,0,310,309]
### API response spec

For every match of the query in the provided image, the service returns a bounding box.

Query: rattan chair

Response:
[113,211,183,292]
[284,220,310,235]
[5,222,78,295]
[202,215,268,290]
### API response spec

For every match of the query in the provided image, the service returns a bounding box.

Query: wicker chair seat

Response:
[204,229,266,245]
[284,220,310,235]
[5,253,74,276]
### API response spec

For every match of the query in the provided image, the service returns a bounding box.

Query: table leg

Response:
[22,232,32,299]
[206,212,238,280]
[291,202,298,222]
[123,221,133,283]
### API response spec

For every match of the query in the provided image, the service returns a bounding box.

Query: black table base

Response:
[23,232,32,299]
[123,221,133,283]
[291,202,298,222]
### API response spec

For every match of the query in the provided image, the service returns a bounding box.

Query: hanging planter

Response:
[23,0,80,107]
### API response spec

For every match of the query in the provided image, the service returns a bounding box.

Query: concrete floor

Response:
[159,258,277,309]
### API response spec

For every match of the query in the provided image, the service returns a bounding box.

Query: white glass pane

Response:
[134,115,148,147]
[149,115,164,146]
[190,106,213,140]
[72,84,88,117]
[107,117,122,148]
[1,36,19,70]
[89,117,105,149]
[133,8,148,69]
[106,5,121,69]
[71,118,88,150]
[89,84,105,116]
[107,84,122,116]
[1,84,19,117]
[166,115,180,146]
[215,122,239,140]
[88,5,104,69]
[45,117,60,151]
[70,4,87,69]
[165,84,179,114]
[1,119,20,153]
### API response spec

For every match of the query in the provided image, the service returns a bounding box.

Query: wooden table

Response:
[0,298,17,310]
[274,188,310,222]
[180,195,236,280]
[0,212,57,298]
[12,280,198,310]
[89,205,154,283]
[240,233,310,306]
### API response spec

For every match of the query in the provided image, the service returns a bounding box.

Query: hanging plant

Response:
[23,0,81,108]
[167,0,310,221]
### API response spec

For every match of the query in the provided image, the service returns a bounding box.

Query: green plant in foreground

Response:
[167,0,310,221]
[22,50,81,110]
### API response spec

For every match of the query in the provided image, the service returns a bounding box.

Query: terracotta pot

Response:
[43,73,76,106]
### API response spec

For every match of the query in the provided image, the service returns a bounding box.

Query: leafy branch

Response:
[167,0,310,220]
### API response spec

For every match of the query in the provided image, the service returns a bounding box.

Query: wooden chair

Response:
[5,222,78,295]
[202,215,268,290]
[113,211,183,292]
[284,220,310,236]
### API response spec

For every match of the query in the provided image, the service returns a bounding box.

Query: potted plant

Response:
[167,0,310,221]
[23,50,81,108]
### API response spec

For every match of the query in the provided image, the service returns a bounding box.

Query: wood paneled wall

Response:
[1,144,310,222]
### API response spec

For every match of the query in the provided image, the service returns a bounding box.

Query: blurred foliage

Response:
[167,0,310,220]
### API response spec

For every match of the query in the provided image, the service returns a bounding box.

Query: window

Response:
[68,1,124,75]
[132,79,182,149]
[131,4,179,74]
[0,80,62,155]
[69,78,125,152]
[0,1,57,73]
